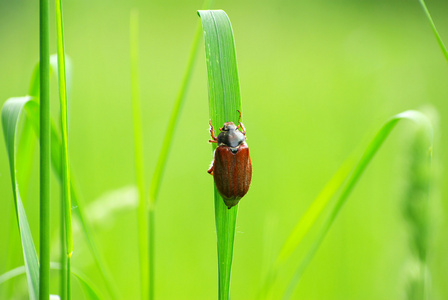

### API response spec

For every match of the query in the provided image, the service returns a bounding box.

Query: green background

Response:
[0,0,447,299]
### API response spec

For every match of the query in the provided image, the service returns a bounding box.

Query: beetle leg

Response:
[209,120,218,142]
[207,160,214,175]
[236,110,246,135]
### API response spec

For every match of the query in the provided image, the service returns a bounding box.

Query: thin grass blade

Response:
[198,9,242,300]
[55,0,73,298]
[1,55,71,300]
[282,110,433,299]
[149,0,215,204]
[418,0,448,63]
[129,9,149,300]
[22,102,119,299]
[2,58,117,299]
[39,0,51,296]
[55,0,73,257]
[144,1,214,298]
[258,160,353,299]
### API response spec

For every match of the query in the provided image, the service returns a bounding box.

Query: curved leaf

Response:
[1,96,40,300]
[281,111,433,299]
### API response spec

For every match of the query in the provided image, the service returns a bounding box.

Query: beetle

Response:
[208,110,252,209]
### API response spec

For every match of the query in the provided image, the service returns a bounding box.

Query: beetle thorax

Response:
[217,122,246,149]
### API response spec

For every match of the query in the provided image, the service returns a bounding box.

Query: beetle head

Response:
[217,122,245,149]
[221,122,237,131]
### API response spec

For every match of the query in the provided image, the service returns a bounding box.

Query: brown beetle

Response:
[208,110,252,209]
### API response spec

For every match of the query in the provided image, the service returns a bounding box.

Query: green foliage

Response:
[0,264,102,300]
[275,111,433,299]
[198,9,242,300]
[129,10,149,300]
[1,58,118,298]
[1,1,447,299]
[2,97,40,300]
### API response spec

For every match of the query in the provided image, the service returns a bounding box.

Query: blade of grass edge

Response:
[417,0,448,63]
[282,110,433,299]
[198,10,242,300]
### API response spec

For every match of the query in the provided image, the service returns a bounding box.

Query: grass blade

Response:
[47,108,120,299]
[39,0,51,297]
[148,0,214,205]
[129,9,149,300]
[1,97,40,300]
[198,10,242,300]
[2,59,117,299]
[282,110,433,299]
[1,57,68,300]
[55,0,72,260]
[417,0,448,63]
[55,0,73,298]
[259,160,354,299]
[18,99,117,300]
[144,1,214,298]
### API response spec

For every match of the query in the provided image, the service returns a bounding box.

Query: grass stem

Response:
[39,0,51,297]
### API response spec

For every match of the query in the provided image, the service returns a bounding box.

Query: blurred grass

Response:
[0,0,448,299]
[282,111,433,299]
[0,263,102,300]
[129,9,149,300]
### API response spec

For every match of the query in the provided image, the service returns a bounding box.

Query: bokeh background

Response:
[0,0,447,299]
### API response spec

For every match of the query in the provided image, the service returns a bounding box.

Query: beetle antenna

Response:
[209,120,218,141]
[236,110,246,135]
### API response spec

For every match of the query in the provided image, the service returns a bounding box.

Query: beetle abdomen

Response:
[213,144,252,208]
